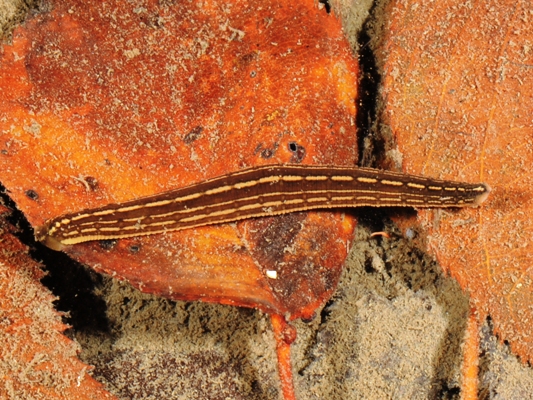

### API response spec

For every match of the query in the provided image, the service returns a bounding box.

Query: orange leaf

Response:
[377,0,533,361]
[0,0,358,321]
[0,206,115,399]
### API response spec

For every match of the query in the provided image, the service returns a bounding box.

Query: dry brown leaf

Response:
[0,0,358,319]
[0,206,115,399]
[377,0,533,362]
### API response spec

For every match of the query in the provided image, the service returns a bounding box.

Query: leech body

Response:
[36,164,490,251]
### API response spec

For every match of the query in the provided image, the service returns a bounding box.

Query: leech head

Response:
[34,225,64,251]
[473,183,491,206]
[42,234,66,251]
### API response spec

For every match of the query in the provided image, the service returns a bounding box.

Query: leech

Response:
[36,164,491,251]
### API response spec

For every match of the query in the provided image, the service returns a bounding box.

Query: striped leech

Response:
[36,164,491,251]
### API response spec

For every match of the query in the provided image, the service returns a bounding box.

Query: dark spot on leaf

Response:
[288,141,305,163]
[261,148,274,159]
[239,52,257,67]
[183,126,203,144]
[288,142,298,152]
[99,239,117,250]
[256,142,279,159]
[139,13,163,29]
[85,176,99,191]
[25,189,39,201]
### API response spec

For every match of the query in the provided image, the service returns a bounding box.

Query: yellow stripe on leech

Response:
[179,214,208,223]
[331,176,354,182]
[259,176,281,184]
[305,175,328,181]
[238,203,263,211]
[81,219,119,225]
[71,213,92,221]
[381,180,403,186]
[143,199,174,208]
[357,177,378,183]
[307,197,329,203]
[123,216,146,222]
[283,199,305,205]
[171,192,203,202]
[99,227,123,232]
[234,180,258,189]
[331,196,354,201]
[92,209,116,217]
[282,175,304,182]
[407,182,426,189]
[205,185,233,195]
